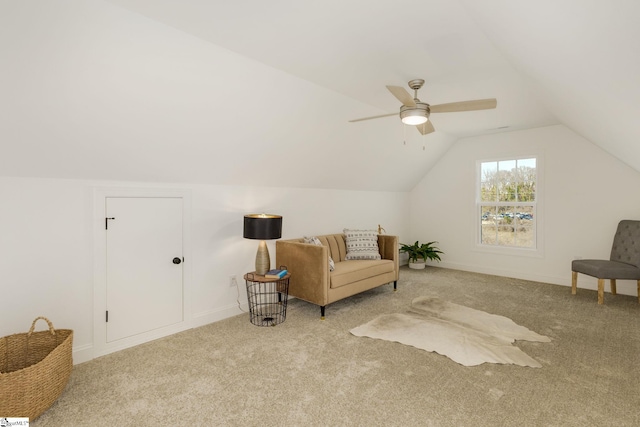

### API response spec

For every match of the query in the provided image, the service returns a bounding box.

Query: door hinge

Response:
[106,310,109,322]
[105,217,115,230]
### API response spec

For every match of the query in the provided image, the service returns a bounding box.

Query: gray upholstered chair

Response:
[571,220,640,304]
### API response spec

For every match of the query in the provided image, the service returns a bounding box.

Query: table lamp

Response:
[243,214,282,275]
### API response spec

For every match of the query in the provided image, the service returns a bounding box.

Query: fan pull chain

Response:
[403,124,407,145]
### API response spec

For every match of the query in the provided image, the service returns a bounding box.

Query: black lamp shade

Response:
[243,214,282,240]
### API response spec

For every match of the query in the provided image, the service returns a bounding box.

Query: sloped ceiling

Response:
[1,0,637,191]
[460,0,640,173]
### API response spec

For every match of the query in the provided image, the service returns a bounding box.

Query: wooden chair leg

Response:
[610,279,617,295]
[597,279,605,304]
[571,271,578,295]
[637,280,640,303]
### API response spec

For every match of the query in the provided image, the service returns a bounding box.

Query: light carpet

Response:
[31,267,640,427]
[350,296,551,367]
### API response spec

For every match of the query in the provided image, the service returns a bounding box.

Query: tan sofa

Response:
[275,233,399,318]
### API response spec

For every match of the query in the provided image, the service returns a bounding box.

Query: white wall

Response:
[4,126,639,364]
[0,0,450,192]
[0,176,409,363]
[410,124,640,295]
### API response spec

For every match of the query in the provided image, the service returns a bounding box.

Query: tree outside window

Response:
[479,158,536,248]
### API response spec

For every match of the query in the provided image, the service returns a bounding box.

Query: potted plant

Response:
[400,241,443,269]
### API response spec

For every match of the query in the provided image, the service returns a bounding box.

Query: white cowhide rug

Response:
[350,296,551,367]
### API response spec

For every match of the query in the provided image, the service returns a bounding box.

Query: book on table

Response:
[265,269,288,279]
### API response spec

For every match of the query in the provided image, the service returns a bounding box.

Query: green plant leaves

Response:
[399,241,443,263]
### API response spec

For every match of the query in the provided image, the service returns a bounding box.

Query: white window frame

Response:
[474,154,543,258]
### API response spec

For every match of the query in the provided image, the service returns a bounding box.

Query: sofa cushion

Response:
[321,234,347,262]
[304,236,335,271]
[344,229,381,260]
[330,259,394,289]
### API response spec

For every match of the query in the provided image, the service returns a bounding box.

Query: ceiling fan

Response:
[349,79,497,135]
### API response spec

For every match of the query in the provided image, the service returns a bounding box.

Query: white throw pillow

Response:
[303,236,335,271]
[343,229,381,260]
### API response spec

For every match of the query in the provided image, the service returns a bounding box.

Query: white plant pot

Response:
[408,261,426,269]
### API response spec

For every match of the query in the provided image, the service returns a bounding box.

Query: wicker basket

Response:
[0,317,73,420]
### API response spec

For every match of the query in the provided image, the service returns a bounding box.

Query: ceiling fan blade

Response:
[430,98,497,113]
[416,120,435,135]
[348,112,397,123]
[386,85,416,107]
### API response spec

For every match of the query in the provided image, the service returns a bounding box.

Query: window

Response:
[478,157,537,249]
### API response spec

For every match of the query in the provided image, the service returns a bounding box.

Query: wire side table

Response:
[244,272,291,326]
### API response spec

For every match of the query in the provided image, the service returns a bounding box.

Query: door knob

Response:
[172,257,182,265]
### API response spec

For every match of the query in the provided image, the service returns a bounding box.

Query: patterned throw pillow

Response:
[344,229,381,260]
[303,236,335,271]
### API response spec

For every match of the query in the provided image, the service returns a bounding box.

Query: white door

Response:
[105,197,184,343]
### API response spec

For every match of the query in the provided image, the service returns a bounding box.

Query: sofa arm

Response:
[275,240,330,306]
[378,235,399,281]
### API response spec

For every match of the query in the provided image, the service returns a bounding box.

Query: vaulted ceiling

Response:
[2,1,639,191]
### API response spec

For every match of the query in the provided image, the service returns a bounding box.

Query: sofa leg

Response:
[393,280,397,292]
[320,306,325,320]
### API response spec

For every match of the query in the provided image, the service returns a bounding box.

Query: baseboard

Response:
[433,261,638,297]
[76,303,250,365]
[190,303,249,328]
[75,266,633,365]
[434,261,567,286]
[72,343,94,365]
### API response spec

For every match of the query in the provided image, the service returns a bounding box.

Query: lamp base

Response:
[255,240,270,275]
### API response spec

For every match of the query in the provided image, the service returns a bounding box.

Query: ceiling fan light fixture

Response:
[401,114,428,125]
[400,103,430,125]
[348,79,496,137]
